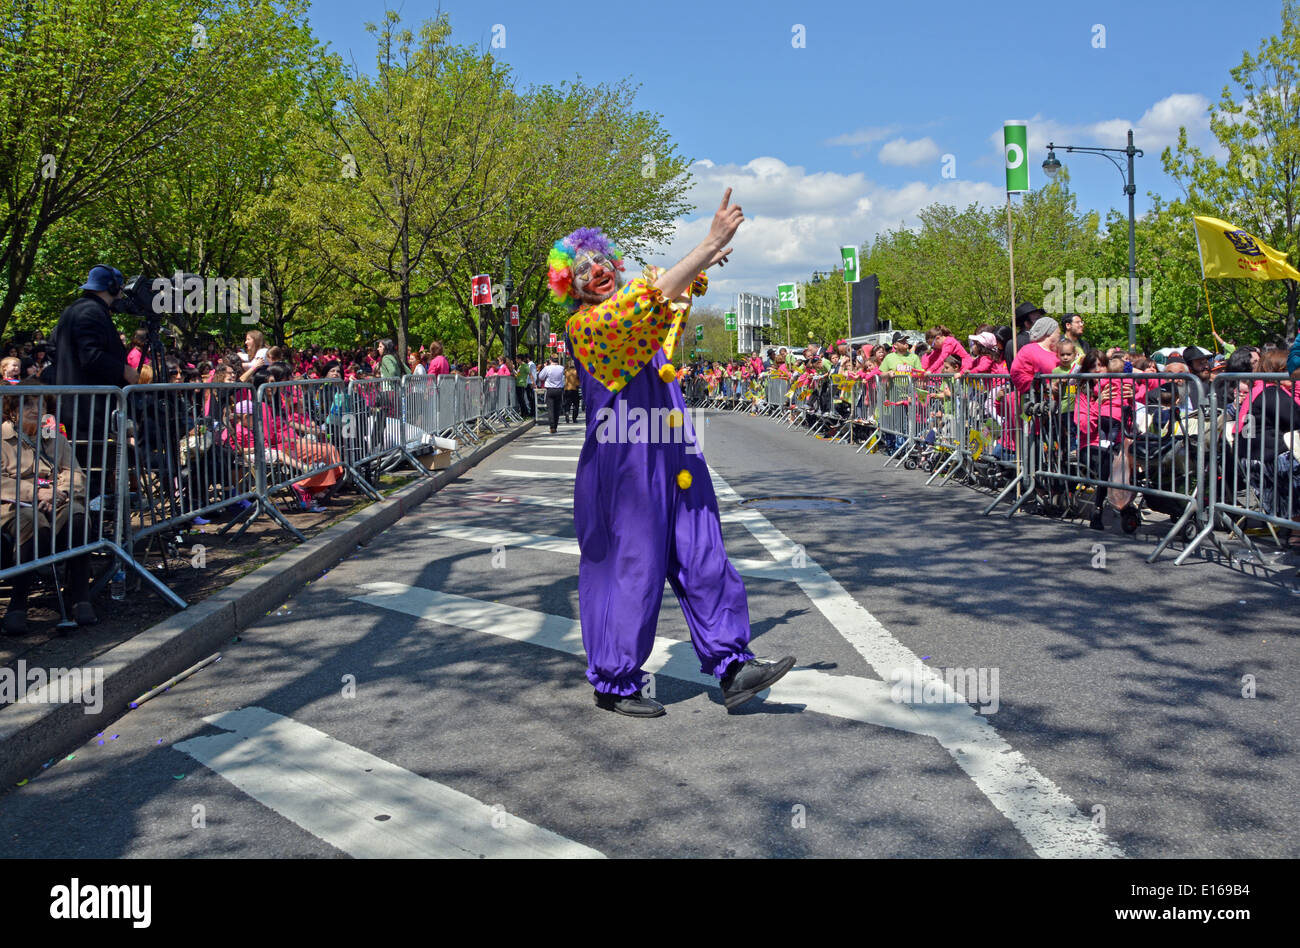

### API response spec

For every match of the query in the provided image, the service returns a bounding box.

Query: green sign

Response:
[1003,120,1029,193]
[840,246,859,283]
[777,282,798,310]
[695,324,703,341]
[724,312,736,331]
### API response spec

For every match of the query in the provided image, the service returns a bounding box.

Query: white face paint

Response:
[572,251,619,304]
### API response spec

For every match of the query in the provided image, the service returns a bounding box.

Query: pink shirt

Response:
[428,355,450,376]
[1010,342,1059,394]
[922,335,974,373]
[970,354,1004,374]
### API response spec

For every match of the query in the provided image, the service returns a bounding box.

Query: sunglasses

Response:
[573,254,613,280]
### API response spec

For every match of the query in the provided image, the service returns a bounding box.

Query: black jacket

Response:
[52,293,128,388]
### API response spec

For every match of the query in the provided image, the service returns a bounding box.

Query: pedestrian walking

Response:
[538,355,565,433]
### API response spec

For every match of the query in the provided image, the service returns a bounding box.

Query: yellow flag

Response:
[1193,215,1300,281]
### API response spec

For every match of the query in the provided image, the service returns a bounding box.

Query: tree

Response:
[428,78,695,367]
[0,0,313,337]
[291,12,520,367]
[1163,0,1300,343]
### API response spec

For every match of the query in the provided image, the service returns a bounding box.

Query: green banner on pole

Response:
[1003,121,1029,193]
[777,282,798,310]
[840,246,860,283]
[724,312,736,331]
[695,324,703,341]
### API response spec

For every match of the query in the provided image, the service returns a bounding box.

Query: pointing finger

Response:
[719,187,732,210]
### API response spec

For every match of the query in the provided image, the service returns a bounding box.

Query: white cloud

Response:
[878,136,942,167]
[983,93,1221,171]
[824,125,897,147]
[635,157,1003,298]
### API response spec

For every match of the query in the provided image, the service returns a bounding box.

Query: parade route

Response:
[1,413,1296,858]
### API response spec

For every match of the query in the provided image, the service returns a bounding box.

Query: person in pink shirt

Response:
[921,325,974,374]
[967,330,1007,374]
[426,340,450,376]
[126,328,149,373]
[1073,350,1137,529]
[1010,318,1062,394]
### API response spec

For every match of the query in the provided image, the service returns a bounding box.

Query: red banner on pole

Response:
[548,332,557,345]
[509,303,519,326]
[471,274,492,306]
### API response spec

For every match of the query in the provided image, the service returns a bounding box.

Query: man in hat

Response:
[52,266,139,460]
[1013,302,1045,357]
[549,190,795,718]
[879,332,921,377]
[53,266,137,390]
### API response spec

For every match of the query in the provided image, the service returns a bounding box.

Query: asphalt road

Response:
[1,408,1296,858]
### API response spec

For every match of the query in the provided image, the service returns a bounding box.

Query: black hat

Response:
[1014,302,1045,324]
[891,332,908,344]
[1182,345,1212,363]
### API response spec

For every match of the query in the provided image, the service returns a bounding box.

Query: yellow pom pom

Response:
[659,363,676,383]
[676,469,692,490]
[666,409,683,428]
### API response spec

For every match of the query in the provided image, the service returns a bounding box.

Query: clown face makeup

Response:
[572,250,619,303]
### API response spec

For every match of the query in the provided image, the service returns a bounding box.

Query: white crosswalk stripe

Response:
[175,706,603,859]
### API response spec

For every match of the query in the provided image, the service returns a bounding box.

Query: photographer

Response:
[52,266,138,391]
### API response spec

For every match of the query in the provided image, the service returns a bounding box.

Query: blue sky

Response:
[305,0,1287,298]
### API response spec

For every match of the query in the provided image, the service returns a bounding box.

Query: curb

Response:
[0,420,535,790]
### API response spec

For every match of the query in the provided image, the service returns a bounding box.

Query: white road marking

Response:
[352,582,926,735]
[491,470,576,480]
[425,524,798,584]
[174,706,603,859]
[510,454,583,461]
[462,492,572,510]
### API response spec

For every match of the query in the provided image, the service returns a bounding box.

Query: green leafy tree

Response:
[292,12,519,366]
[0,0,312,336]
[1163,0,1300,343]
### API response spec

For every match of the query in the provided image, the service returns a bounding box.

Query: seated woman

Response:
[1,379,96,634]
[271,375,345,511]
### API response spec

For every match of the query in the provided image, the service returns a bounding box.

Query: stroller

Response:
[1122,396,1207,542]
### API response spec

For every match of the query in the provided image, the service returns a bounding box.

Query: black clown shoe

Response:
[720,656,796,711]
[593,689,666,718]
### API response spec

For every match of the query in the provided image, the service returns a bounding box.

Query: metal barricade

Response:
[946,374,1018,495]
[403,374,441,453]
[764,377,790,418]
[868,373,919,464]
[347,376,436,484]
[1021,371,1207,561]
[126,381,261,544]
[255,379,376,541]
[905,373,962,481]
[1179,372,1300,564]
[1,385,184,611]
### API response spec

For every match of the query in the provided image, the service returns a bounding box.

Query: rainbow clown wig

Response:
[547,227,625,311]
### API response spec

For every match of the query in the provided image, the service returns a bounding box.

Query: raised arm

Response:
[653,188,742,300]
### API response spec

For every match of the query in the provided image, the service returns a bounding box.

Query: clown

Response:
[548,189,795,717]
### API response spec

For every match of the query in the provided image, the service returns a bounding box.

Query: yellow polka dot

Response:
[676,469,692,490]
[659,363,676,383]
[667,409,683,428]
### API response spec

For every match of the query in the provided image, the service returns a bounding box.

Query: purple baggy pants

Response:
[574,350,754,695]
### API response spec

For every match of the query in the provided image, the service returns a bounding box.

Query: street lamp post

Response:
[1042,129,1144,349]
